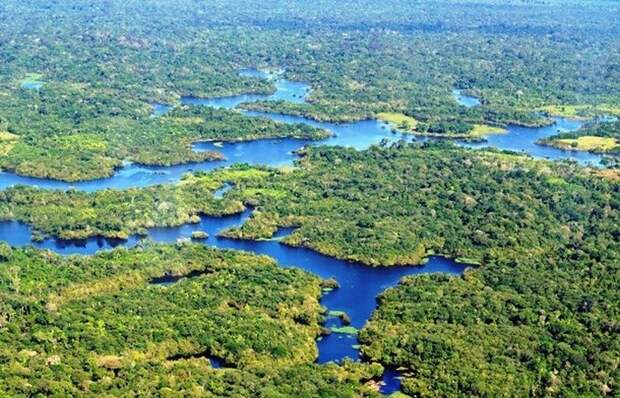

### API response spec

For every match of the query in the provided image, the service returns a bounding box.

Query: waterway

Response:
[0,207,466,394]
[0,68,605,394]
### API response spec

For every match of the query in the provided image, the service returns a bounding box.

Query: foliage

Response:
[222,144,620,269]
[359,243,619,397]
[0,2,618,395]
[3,144,619,269]
[376,113,419,132]
[0,243,383,396]
[0,166,270,240]
[0,143,617,396]
[0,0,619,178]
[0,86,327,181]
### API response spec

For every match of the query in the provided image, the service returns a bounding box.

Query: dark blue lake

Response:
[0,208,467,376]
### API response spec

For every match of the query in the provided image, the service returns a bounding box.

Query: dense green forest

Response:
[0,243,383,396]
[0,92,327,181]
[1,144,618,396]
[219,144,619,267]
[0,0,619,179]
[0,1,619,396]
[360,246,620,397]
[2,144,618,267]
[0,167,266,241]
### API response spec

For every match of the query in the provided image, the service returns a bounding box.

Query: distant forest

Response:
[0,0,618,179]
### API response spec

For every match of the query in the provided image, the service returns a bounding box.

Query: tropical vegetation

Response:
[0,243,383,396]
[0,0,619,179]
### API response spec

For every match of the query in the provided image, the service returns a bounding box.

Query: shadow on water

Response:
[149,268,214,286]
[272,226,298,239]
[166,350,227,369]
[379,367,404,394]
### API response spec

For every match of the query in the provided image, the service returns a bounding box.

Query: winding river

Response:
[2,69,607,393]
[0,208,465,393]
[1,70,603,192]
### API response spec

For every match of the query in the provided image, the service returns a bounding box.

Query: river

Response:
[0,70,603,192]
[1,69,604,394]
[0,207,465,394]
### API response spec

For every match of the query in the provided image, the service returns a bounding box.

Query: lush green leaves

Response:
[0,243,382,396]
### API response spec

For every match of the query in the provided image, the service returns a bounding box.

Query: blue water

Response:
[0,70,602,192]
[597,115,618,123]
[0,220,141,255]
[453,89,481,107]
[272,226,298,239]
[0,208,466,370]
[379,368,403,394]
[0,68,605,393]
[150,103,172,117]
[462,117,601,164]
[213,182,233,199]
[21,81,44,90]
[209,357,224,369]
[181,77,309,108]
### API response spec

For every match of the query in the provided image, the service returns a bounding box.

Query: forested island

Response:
[0,98,327,181]
[1,143,618,396]
[1,144,616,266]
[0,0,619,397]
